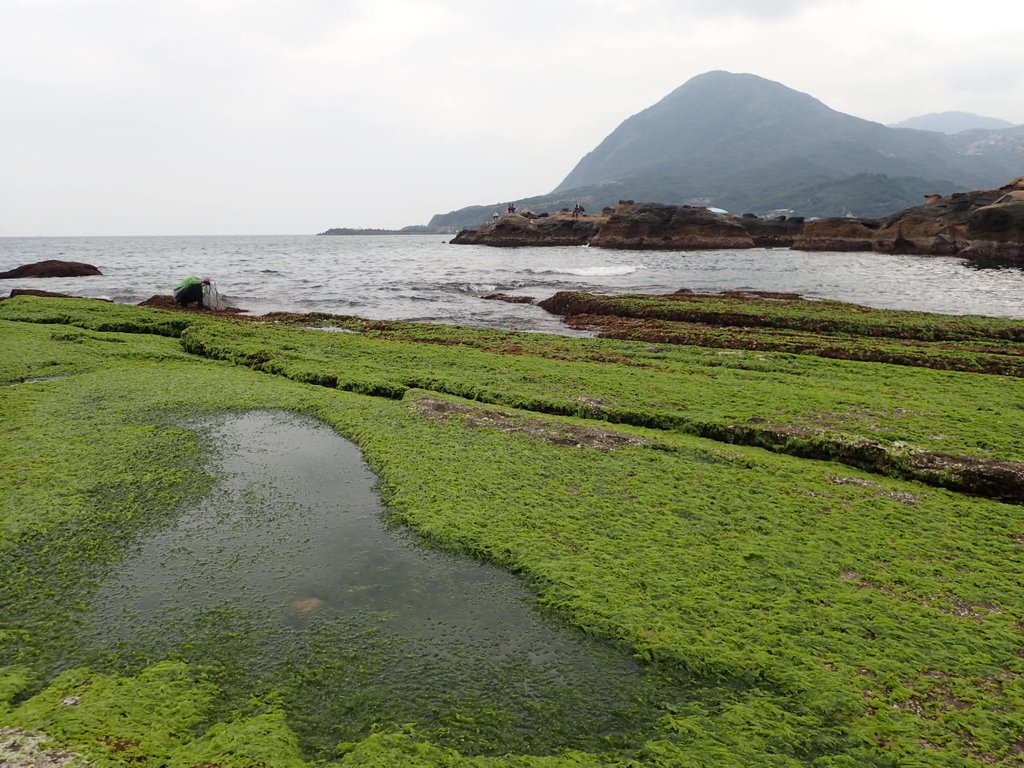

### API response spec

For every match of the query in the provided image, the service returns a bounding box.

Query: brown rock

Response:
[792,217,881,252]
[451,213,599,246]
[589,204,756,250]
[450,179,1024,264]
[957,241,1024,267]
[737,215,805,247]
[874,183,1010,256]
[0,260,102,279]
[481,293,535,304]
[138,294,246,314]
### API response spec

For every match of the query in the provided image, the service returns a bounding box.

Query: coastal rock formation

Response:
[0,260,102,279]
[453,179,1024,266]
[450,212,599,246]
[736,215,805,248]
[871,178,1024,263]
[589,203,756,250]
[792,217,881,252]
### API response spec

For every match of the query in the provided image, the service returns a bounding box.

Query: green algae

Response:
[3,296,1024,766]
[175,306,1024,499]
[562,313,1024,377]
[537,290,1024,343]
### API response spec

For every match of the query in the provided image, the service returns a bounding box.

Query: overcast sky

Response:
[2,0,1023,236]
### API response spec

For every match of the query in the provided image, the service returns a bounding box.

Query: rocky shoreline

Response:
[451,178,1024,266]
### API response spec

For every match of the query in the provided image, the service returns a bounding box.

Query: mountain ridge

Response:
[889,111,1016,134]
[428,71,1024,230]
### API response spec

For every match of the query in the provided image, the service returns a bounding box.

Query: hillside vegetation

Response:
[429,71,1024,230]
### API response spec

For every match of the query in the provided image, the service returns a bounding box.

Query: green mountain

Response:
[429,71,1023,229]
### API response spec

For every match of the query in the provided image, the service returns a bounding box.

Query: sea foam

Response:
[528,265,642,277]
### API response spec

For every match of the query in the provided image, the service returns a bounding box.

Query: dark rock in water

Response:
[451,212,599,246]
[590,203,755,250]
[482,293,535,304]
[0,260,103,279]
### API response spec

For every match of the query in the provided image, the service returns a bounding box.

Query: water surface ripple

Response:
[2,235,1022,333]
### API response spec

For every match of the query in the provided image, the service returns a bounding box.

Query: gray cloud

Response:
[1,0,1022,235]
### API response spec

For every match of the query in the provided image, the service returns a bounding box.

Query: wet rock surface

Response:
[481,292,535,304]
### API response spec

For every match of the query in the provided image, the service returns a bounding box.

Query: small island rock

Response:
[0,260,103,279]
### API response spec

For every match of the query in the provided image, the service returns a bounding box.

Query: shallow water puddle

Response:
[88,411,664,755]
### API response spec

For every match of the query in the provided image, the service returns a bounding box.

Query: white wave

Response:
[527,265,642,277]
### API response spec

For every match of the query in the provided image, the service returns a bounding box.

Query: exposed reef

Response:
[5,293,1024,767]
[452,179,1024,267]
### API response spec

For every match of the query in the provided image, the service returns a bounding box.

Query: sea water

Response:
[1,234,1023,332]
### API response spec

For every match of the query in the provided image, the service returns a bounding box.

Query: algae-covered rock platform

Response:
[2,294,1023,767]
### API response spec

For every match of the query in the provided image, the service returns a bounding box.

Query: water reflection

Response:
[89,411,663,755]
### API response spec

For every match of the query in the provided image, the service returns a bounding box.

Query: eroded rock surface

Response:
[792,217,881,252]
[589,203,755,250]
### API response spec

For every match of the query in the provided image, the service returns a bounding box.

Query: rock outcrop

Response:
[452,180,1024,266]
[0,260,103,279]
[792,217,881,252]
[588,203,756,250]
[868,178,1024,264]
[482,293,535,304]
[736,215,805,248]
[450,213,600,246]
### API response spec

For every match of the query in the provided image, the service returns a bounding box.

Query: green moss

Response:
[174,710,307,768]
[3,662,213,766]
[0,667,33,711]
[170,308,1024,499]
[2,296,1023,766]
[538,290,1024,342]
